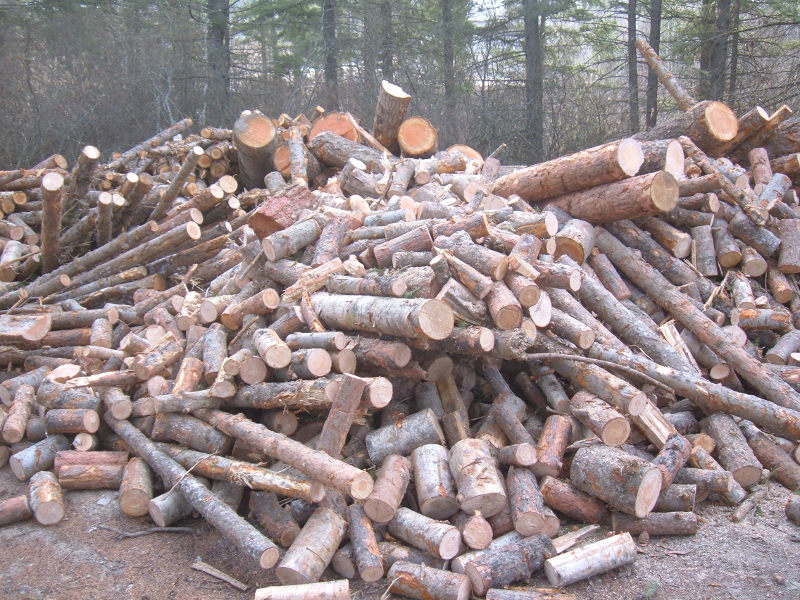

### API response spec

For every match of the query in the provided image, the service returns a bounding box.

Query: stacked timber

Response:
[0,68,799,600]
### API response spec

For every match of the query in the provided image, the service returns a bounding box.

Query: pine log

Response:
[639,139,685,179]
[233,111,278,188]
[434,231,509,281]
[254,580,349,600]
[28,470,65,525]
[786,496,800,525]
[544,532,637,587]
[634,101,738,153]
[739,420,800,490]
[308,131,386,172]
[465,534,556,596]
[412,443,459,520]
[0,495,32,527]
[311,292,453,340]
[547,171,678,224]
[2,384,35,444]
[507,465,546,535]
[151,412,230,454]
[569,390,630,446]
[9,435,70,481]
[492,140,643,203]
[275,506,347,585]
[364,454,411,523]
[249,185,317,238]
[634,38,695,110]
[533,414,572,477]
[388,561,470,600]
[365,408,445,465]
[388,507,462,560]
[777,219,800,273]
[451,510,492,550]
[571,445,662,518]
[701,413,763,487]
[449,438,507,517]
[40,172,64,273]
[249,491,301,548]
[118,457,153,517]
[347,503,384,582]
[398,116,438,158]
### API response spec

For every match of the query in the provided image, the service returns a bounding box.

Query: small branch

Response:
[95,524,195,539]
[191,559,248,591]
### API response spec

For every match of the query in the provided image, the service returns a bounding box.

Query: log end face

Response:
[651,171,679,213]
[664,140,686,181]
[705,102,739,142]
[420,497,460,521]
[34,501,65,526]
[418,300,455,340]
[259,547,280,569]
[634,467,663,518]
[478,327,496,352]
[350,471,375,500]
[119,490,151,517]
[42,172,65,192]
[381,79,411,100]
[234,112,277,150]
[363,498,395,524]
[438,527,462,559]
[627,391,648,417]
[618,138,645,176]
[732,465,762,488]
[601,418,631,447]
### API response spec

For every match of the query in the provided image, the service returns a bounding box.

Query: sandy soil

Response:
[1,464,798,600]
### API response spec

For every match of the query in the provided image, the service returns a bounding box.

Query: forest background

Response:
[0,0,798,168]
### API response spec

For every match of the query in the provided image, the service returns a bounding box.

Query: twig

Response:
[731,486,768,522]
[703,269,731,310]
[526,353,673,392]
[96,524,195,538]
[191,559,248,591]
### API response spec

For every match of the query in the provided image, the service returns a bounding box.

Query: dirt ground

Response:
[1,464,799,600]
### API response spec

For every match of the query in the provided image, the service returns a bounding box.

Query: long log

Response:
[104,414,280,568]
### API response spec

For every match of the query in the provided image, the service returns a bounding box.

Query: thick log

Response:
[28,470,65,525]
[58,463,124,490]
[492,140,643,203]
[652,434,693,488]
[571,445,662,518]
[547,171,677,224]
[250,491,301,548]
[398,116,438,158]
[449,438,507,518]
[364,454,411,523]
[778,219,800,273]
[276,506,347,585]
[308,131,386,172]
[639,139,685,179]
[249,184,317,238]
[0,495,32,527]
[388,561,470,600]
[507,465,546,536]
[311,292,453,340]
[412,443,459,520]
[739,420,800,490]
[465,535,556,596]
[2,384,35,443]
[634,100,738,153]
[233,111,278,188]
[365,408,445,464]
[544,532,637,587]
[9,435,70,481]
[151,412,230,454]
[388,507,462,560]
[372,81,411,154]
[569,390,630,446]
[434,231,509,281]
[118,457,153,517]
[701,413,763,487]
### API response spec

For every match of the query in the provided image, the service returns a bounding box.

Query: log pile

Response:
[1,61,800,599]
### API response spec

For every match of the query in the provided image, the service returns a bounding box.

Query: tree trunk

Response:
[645,0,662,128]
[709,0,730,101]
[524,0,544,162]
[322,0,339,110]
[627,0,640,133]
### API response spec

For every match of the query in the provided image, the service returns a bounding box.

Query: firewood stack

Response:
[1,49,800,598]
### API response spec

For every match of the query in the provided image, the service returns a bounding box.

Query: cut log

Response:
[388,507,462,560]
[276,506,347,585]
[634,101,738,153]
[364,454,411,524]
[250,491,301,547]
[366,408,445,464]
[544,532,637,587]
[388,561,470,600]
[2,384,35,444]
[634,39,695,110]
[347,503,384,582]
[0,495,32,527]
[254,580,349,600]
[412,444,459,520]
[571,445,662,518]
[28,470,65,525]
[9,435,70,481]
[119,457,153,517]
[507,465,546,535]
[398,116,438,158]
[312,292,453,340]
[569,390,630,446]
[739,420,800,490]
[539,476,607,524]
[778,219,800,273]
[448,438,507,518]
[451,510,492,550]
[233,111,278,188]
[492,139,643,203]
[151,412,230,454]
[40,172,64,273]
[465,534,556,596]
[533,414,572,477]
[651,434,693,488]
[547,171,678,224]
[701,413,763,487]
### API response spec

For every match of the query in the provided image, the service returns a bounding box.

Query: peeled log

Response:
[491,139,644,203]
[312,292,453,340]
[547,171,678,224]
[544,532,637,587]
